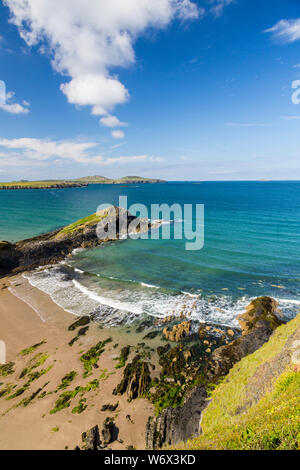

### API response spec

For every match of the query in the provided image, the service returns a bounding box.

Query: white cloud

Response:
[4,0,200,121]
[225,122,271,127]
[265,18,300,43]
[111,130,125,139]
[100,115,128,128]
[210,0,234,18]
[0,91,30,114]
[280,115,300,121]
[0,137,163,167]
[0,138,96,163]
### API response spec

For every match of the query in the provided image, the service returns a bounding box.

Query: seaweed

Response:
[114,346,130,369]
[80,338,112,377]
[72,398,87,414]
[19,341,46,357]
[57,371,77,390]
[0,362,15,377]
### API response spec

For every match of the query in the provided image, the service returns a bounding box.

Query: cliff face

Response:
[146,297,285,449]
[0,183,87,190]
[0,206,154,277]
[169,310,300,450]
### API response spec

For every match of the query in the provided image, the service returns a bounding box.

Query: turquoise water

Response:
[1,181,300,325]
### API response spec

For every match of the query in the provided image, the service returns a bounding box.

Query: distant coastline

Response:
[0,175,165,190]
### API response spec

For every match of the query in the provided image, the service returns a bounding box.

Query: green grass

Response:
[56,213,107,237]
[0,180,82,188]
[0,176,163,189]
[175,369,300,450]
[168,314,300,450]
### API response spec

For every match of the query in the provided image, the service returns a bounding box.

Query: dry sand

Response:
[0,275,158,450]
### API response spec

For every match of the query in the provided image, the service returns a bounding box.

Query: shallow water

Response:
[1,181,300,326]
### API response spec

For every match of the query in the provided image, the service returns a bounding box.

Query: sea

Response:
[1,181,300,328]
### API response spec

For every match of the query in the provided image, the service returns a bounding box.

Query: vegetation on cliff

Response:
[55,212,107,237]
[169,312,300,450]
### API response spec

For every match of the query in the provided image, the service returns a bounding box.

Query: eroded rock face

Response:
[101,418,116,446]
[146,297,284,450]
[81,425,101,451]
[163,321,191,342]
[146,386,207,450]
[113,355,151,400]
[210,297,283,379]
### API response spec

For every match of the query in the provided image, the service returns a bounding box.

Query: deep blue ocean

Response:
[1,181,300,327]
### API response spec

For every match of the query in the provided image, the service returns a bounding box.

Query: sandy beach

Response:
[0,275,156,450]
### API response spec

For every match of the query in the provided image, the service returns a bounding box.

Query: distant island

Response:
[0,175,165,190]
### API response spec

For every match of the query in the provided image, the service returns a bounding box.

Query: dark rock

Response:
[143,330,160,340]
[136,318,154,333]
[101,402,119,412]
[113,355,151,400]
[82,425,101,451]
[126,415,134,423]
[68,316,90,331]
[101,417,117,446]
[157,344,170,356]
[146,386,207,449]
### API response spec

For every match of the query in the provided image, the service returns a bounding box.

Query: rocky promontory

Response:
[0,206,160,276]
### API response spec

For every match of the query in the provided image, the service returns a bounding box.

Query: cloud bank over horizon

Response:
[0,136,164,173]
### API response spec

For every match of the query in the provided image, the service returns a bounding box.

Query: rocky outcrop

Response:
[81,425,101,450]
[146,297,284,449]
[146,386,208,449]
[113,355,151,400]
[78,418,118,450]
[101,417,116,446]
[0,206,161,277]
[210,297,283,379]
[163,321,191,342]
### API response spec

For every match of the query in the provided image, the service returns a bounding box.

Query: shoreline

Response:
[0,272,297,450]
[0,275,156,450]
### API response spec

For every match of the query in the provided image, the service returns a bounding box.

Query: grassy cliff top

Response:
[0,176,164,188]
[55,212,108,238]
[0,180,81,188]
[169,313,300,450]
[73,175,164,184]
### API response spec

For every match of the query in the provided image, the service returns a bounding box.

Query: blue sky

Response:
[0,0,300,181]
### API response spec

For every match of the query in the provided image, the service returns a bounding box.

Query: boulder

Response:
[101,417,116,446]
[81,425,101,451]
[163,321,191,342]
